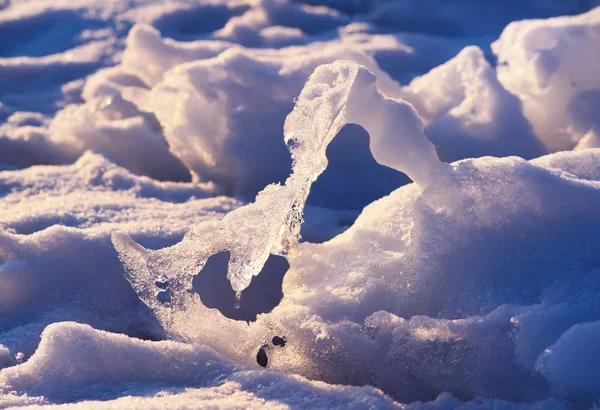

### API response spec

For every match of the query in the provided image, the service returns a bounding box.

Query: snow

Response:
[536,320,600,399]
[493,7,600,151]
[401,46,546,162]
[575,130,600,150]
[112,59,443,316]
[0,323,400,408]
[0,322,236,400]
[2,0,600,409]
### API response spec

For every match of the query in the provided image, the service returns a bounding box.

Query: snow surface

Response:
[2,0,600,409]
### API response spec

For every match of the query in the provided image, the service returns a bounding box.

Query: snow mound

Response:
[493,7,600,151]
[0,324,566,409]
[536,320,600,400]
[402,46,545,162]
[0,322,236,401]
[0,153,239,362]
[47,94,192,182]
[0,322,401,409]
[143,33,404,196]
[3,3,600,409]
[530,148,600,181]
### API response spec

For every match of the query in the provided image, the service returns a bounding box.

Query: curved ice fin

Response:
[112,61,447,335]
[111,231,157,308]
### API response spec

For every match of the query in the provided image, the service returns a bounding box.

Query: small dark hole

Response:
[272,336,286,347]
[256,345,268,367]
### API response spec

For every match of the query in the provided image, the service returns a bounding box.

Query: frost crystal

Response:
[112,60,445,315]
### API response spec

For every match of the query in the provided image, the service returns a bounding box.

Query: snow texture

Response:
[2,1,600,409]
[112,59,445,320]
[493,7,600,151]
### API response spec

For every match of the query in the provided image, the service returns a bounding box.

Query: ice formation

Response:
[112,58,600,405]
[112,60,444,306]
[2,1,600,409]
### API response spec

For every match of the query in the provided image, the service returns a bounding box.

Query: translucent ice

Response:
[4,4,600,408]
[113,60,445,315]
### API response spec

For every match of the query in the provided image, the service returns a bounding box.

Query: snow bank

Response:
[536,320,600,399]
[2,2,600,409]
[0,153,239,361]
[401,46,545,162]
[493,7,600,151]
[0,325,566,409]
[0,322,236,401]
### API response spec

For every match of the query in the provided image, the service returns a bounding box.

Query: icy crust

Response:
[531,148,600,181]
[109,61,600,405]
[5,146,600,407]
[0,323,567,409]
[112,60,443,300]
[0,153,240,365]
[492,7,600,151]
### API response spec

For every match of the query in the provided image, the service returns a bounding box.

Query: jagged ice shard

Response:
[112,60,446,325]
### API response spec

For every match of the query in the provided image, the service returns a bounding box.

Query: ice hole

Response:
[192,251,288,322]
[303,123,410,243]
[113,61,447,341]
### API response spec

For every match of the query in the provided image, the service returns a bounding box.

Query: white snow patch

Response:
[536,320,600,398]
[493,7,600,151]
[2,2,600,409]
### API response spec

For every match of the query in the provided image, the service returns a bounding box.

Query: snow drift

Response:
[2,1,600,409]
